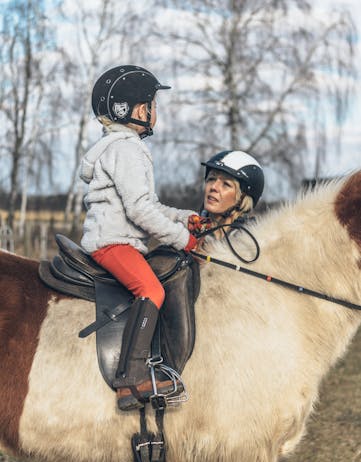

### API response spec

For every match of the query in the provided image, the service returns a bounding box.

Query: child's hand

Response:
[187,214,212,237]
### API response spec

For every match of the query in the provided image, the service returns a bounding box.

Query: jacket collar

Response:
[103,123,140,140]
[103,123,152,163]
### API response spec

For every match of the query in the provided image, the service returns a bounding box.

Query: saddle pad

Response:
[39,260,96,301]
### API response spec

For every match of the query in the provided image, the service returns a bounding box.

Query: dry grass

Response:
[287,327,361,462]
[0,210,68,224]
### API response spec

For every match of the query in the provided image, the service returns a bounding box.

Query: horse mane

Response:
[200,171,361,302]
[203,175,344,255]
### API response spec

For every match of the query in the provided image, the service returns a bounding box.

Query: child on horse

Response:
[79,65,198,411]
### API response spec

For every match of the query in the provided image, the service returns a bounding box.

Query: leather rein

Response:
[192,223,361,312]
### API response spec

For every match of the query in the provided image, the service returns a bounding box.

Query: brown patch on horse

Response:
[334,171,361,252]
[0,251,68,452]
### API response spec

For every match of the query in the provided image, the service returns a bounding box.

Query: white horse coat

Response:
[0,171,360,462]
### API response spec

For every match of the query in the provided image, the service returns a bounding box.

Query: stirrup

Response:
[147,357,188,408]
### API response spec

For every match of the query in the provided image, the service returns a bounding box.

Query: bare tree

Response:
[58,0,154,232]
[152,0,356,194]
[0,0,62,228]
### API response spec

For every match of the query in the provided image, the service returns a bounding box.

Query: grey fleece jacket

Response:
[80,125,193,254]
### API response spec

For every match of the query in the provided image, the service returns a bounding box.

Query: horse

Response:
[0,170,360,462]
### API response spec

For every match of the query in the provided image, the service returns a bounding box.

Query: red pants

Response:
[92,244,165,309]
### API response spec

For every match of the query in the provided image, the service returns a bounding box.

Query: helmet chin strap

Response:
[126,117,153,139]
[132,101,153,139]
[139,128,153,139]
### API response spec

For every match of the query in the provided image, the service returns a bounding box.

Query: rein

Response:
[190,250,361,312]
[196,220,260,263]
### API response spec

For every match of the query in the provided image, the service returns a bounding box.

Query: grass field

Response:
[287,326,361,462]
[1,327,360,461]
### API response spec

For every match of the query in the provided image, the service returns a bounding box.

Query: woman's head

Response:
[91,65,169,138]
[201,150,264,220]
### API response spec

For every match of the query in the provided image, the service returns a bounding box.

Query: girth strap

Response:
[131,406,166,462]
[152,409,166,462]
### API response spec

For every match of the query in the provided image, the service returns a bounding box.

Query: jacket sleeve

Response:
[153,195,196,226]
[101,143,191,250]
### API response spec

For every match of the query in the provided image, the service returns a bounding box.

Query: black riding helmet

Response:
[201,150,264,207]
[91,65,171,138]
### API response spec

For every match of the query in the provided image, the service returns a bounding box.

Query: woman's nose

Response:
[210,179,220,192]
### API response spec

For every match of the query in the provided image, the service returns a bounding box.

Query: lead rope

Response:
[190,250,361,312]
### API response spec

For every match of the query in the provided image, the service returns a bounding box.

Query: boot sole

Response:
[118,382,184,411]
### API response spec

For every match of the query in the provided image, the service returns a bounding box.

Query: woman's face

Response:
[204,170,238,215]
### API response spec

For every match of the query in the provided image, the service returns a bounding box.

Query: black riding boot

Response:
[113,298,159,410]
[114,297,184,411]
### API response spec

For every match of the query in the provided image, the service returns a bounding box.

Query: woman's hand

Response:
[187,214,212,237]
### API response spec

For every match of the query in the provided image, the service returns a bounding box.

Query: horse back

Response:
[0,251,65,453]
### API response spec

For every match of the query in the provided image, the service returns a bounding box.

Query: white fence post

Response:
[0,224,14,253]
[40,222,48,260]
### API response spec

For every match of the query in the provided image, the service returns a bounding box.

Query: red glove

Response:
[184,233,198,253]
[187,214,212,237]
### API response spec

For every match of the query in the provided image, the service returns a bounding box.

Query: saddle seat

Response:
[39,234,200,389]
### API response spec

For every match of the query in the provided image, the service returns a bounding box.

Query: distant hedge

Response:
[0,193,71,211]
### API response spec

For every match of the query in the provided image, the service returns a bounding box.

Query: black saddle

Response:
[39,235,200,389]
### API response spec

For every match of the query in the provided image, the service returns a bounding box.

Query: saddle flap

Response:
[158,256,199,372]
[39,260,96,301]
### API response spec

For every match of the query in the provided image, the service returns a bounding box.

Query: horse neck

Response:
[254,189,361,303]
[198,187,361,374]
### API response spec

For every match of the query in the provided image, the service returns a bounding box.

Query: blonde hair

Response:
[97,103,146,133]
[97,115,113,127]
[97,116,129,134]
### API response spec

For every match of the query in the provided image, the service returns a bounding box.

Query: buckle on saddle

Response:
[135,441,151,452]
